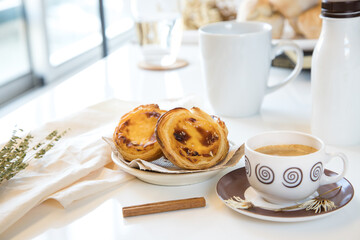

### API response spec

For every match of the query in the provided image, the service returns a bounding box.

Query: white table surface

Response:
[0,43,359,240]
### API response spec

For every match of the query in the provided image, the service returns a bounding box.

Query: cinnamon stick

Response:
[122,197,206,217]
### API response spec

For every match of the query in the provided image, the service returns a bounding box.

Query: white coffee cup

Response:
[199,21,304,117]
[244,131,348,204]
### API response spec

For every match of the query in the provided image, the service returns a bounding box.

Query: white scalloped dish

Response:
[111,152,224,186]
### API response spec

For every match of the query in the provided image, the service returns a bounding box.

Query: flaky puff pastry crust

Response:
[156,107,229,170]
[113,104,166,161]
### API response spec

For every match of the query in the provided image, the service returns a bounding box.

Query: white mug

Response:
[199,21,304,117]
[244,131,348,204]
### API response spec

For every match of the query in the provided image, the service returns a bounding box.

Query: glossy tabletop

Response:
[0,43,359,240]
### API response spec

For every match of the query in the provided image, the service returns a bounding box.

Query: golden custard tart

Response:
[156,107,229,170]
[113,104,166,161]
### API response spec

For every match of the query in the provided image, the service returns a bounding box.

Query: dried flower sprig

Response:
[225,186,342,213]
[0,129,32,183]
[298,198,336,213]
[0,129,68,184]
[276,186,342,213]
[225,196,254,209]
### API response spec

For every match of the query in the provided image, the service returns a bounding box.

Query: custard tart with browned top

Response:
[156,107,229,170]
[113,104,166,161]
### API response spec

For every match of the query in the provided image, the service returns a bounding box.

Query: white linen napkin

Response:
[47,162,134,208]
[0,99,137,234]
[0,96,204,235]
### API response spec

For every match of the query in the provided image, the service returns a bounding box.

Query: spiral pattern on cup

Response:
[310,162,323,182]
[255,164,274,184]
[245,156,251,177]
[282,167,303,188]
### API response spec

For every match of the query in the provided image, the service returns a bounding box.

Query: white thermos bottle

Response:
[311,0,360,145]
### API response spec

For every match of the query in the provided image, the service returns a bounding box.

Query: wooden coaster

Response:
[138,59,188,71]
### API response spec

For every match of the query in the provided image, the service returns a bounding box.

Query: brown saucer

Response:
[216,168,354,222]
[138,59,188,71]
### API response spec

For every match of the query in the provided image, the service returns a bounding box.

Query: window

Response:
[104,0,133,40]
[0,0,40,106]
[0,0,30,86]
[0,0,134,106]
[103,0,134,52]
[45,0,102,66]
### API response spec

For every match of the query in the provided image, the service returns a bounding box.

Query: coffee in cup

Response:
[255,144,318,156]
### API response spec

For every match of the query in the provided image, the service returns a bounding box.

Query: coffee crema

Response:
[255,144,318,156]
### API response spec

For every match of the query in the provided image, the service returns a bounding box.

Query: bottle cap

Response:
[322,0,360,18]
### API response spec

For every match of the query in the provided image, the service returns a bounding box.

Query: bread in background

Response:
[237,0,272,20]
[297,3,322,39]
[237,0,321,39]
[237,0,284,38]
[287,17,302,37]
[182,0,237,30]
[268,0,318,18]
